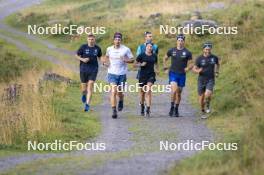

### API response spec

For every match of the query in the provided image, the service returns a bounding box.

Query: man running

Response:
[105,32,134,119]
[76,34,102,112]
[135,42,158,117]
[163,34,193,117]
[136,31,159,112]
[136,31,159,56]
[193,42,220,118]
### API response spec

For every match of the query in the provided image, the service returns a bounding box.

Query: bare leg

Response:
[110,84,117,108]
[205,89,213,113]
[145,82,153,107]
[86,80,94,105]
[199,94,205,112]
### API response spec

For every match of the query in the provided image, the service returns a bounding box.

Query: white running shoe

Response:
[206,108,211,114]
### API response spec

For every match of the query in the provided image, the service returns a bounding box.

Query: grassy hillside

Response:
[169,2,264,175]
[0,40,101,152]
[0,39,50,83]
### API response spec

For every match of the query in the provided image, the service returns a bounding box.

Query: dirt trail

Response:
[0,1,214,174]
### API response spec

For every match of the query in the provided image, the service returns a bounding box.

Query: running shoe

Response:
[118,100,124,111]
[201,109,207,119]
[84,103,90,112]
[145,108,150,117]
[140,104,145,116]
[174,108,179,117]
[112,110,118,119]
[169,107,174,117]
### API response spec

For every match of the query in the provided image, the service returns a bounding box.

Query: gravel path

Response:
[0,1,214,174]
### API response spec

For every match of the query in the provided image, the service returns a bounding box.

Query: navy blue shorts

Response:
[107,73,127,86]
[80,71,97,83]
[169,71,186,87]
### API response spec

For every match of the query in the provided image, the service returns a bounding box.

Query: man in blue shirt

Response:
[76,34,102,112]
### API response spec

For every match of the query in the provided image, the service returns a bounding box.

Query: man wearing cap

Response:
[76,34,102,112]
[163,34,193,117]
[105,32,134,119]
[136,31,159,115]
[193,42,220,117]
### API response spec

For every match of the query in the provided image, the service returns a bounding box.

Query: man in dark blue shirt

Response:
[193,42,220,118]
[76,34,102,112]
[163,34,193,117]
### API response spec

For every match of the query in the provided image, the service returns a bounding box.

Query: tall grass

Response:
[0,71,61,149]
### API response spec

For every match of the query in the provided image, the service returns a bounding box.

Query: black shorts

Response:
[80,72,97,83]
[198,77,215,95]
[138,74,156,87]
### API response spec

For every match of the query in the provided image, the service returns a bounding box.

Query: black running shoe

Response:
[174,108,179,117]
[169,107,174,117]
[140,104,145,116]
[112,110,118,119]
[146,108,150,117]
[118,100,123,111]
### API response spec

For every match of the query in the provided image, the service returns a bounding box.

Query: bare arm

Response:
[185,60,194,73]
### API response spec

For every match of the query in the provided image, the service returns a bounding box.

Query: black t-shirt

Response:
[136,53,157,77]
[76,44,102,73]
[195,54,219,79]
[167,47,192,74]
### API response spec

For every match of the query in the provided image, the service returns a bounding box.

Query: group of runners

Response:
[75,32,220,119]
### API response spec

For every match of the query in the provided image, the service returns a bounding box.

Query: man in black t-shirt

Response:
[76,34,102,112]
[135,42,158,117]
[163,34,193,117]
[193,42,220,117]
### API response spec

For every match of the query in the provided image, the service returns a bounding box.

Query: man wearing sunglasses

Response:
[163,34,193,117]
[193,42,220,118]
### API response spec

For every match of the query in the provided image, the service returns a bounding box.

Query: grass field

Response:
[0,38,101,153]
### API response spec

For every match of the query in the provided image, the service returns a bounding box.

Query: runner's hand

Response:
[102,62,110,68]
[198,68,203,73]
[184,67,189,73]
[163,67,169,74]
[82,58,90,63]
[122,56,130,63]
[140,62,147,66]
